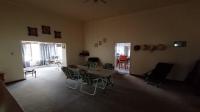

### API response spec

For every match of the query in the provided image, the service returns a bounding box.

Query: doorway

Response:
[115,43,131,74]
[21,41,67,78]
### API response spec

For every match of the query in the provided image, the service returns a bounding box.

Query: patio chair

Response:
[88,57,100,64]
[103,63,114,70]
[79,70,98,95]
[85,57,101,68]
[185,60,200,95]
[79,70,107,95]
[87,62,97,69]
[61,66,81,89]
[144,62,174,86]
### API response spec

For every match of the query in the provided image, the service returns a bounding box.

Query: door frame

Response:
[20,41,67,78]
[114,42,132,74]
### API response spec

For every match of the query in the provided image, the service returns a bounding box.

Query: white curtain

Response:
[22,42,58,68]
[22,43,31,67]
[30,43,41,66]
[40,43,56,65]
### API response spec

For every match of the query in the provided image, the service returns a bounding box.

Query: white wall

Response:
[84,1,200,81]
[0,1,84,82]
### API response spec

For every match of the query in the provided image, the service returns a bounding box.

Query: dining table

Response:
[76,65,116,87]
[77,65,115,77]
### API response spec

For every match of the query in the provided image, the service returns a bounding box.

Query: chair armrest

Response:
[144,70,153,81]
[72,74,81,79]
[144,70,152,76]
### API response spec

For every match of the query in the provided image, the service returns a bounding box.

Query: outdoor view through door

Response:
[21,41,66,78]
[115,43,131,74]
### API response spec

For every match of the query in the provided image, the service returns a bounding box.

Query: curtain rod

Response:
[22,41,63,45]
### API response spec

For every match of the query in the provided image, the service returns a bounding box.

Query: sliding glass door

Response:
[21,41,65,68]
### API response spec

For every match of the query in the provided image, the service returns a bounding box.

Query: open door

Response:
[115,43,131,74]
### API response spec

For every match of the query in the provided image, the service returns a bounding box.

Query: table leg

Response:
[24,72,27,78]
[34,70,36,78]
[32,71,33,77]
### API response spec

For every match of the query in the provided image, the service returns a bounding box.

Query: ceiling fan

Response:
[83,0,107,4]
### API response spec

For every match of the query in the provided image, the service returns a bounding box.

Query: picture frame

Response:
[173,41,187,47]
[134,45,141,51]
[94,43,98,47]
[41,25,51,34]
[150,45,157,52]
[54,31,62,38]
[27,27,38,36]
[103,38,107,43]
[142,44,151,51]
[157,44,167,50]
[98,41,102,45]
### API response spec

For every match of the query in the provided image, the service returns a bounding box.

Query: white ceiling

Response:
[6,0,190,21]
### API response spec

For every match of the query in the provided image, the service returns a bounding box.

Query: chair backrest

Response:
[61,67,72,79]
[87,62,97,69]
[103,63,114,70]
[79,69,98,85]
[119,55,128,61]
[185,60,200,84]
[88,57,100,63]
[68,67,81,80]
[185,60,200,95]
[149,63,174,81]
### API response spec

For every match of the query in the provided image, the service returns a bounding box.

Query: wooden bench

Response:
[24,68,36,78]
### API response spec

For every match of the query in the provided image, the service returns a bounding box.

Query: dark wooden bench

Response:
[24,68,36,78]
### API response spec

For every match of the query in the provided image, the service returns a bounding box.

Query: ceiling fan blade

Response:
[101,0,107,4]
[94,0,98,3]
[83,0,90,3]
[82,0,107,4]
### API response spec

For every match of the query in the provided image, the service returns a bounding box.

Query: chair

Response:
[103,63,114,70]
[117,55,129,69]
[185,60,200,95]
[79,70,99,95]
[79,70,107,95]
[144,63,174,86]
[88,57,100,64]
[87,62,97,69]
[61,66,81,89]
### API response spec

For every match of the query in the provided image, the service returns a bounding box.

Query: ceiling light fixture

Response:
[83,0,107,4]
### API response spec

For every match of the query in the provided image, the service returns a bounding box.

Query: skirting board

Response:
[5,79,26,85]
[131,74,184,83]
